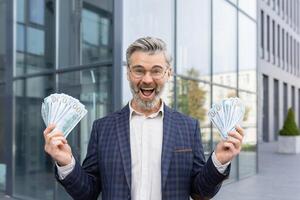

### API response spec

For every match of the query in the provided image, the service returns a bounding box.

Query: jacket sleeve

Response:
[190,120,230,199]
[55,120,102,200]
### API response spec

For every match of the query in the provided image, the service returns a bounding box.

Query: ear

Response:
[126,66,130,81]
[167,67,173,78]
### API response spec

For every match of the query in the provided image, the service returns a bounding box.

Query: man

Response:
[44,37,244,200]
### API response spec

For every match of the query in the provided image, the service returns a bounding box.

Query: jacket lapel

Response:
[115,104,132,190]
[161,105,176,189]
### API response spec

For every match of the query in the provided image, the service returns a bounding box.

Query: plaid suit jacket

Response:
[56,104,229,200]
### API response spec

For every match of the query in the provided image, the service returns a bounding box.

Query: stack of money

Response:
[41,93,88,138]
[208,97,245,140]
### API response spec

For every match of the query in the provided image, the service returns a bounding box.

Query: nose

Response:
[141,71,154,84]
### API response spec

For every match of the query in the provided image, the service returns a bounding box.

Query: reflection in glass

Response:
[176,77,211,154]
[213,0,237,87]
[58,67,112,160]
[176,0,210,80]
[58,0,77,67]
[27,27,45,56]
[29,0,45,25]
[238,13,256,92]
[17,25,25,52]
[239,0,257,19]
[15,1,55,76]
[0,1,6,81]
[239,92,257,178]
[0,84,5,191]
[82,6,112,64]
[14,76,55,199]
[17,0,25,23]
[123,0,174,61]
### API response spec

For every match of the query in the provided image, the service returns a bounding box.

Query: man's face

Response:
[127,51,171,111]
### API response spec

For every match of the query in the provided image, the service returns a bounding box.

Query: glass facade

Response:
[0,0,6,82]
[13,0,114,199]
[0,0,257,199]
[0,0,6,193]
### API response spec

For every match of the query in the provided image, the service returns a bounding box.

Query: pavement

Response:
[1,142,299,200]
[214,142,300,200]
[0,194,12,199]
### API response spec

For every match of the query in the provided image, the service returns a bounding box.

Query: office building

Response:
[0,0,257,199]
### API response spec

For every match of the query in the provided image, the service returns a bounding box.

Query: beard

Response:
[129,80,165,111]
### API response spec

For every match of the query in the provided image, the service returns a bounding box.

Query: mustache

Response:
[132,83,158,93]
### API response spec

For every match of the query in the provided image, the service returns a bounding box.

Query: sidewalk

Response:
[0,194,13,200]
[214,142,300,200]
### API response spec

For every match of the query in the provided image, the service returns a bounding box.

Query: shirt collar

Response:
[129,99,164,120]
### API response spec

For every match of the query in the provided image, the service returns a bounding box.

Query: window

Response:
[176,0,211,80]
[282,29,285,69]
[273,79,279,140]
[298,89,300,126]
[292,86,295,111]
[290,35,293,73]
[29,0,44,25]
[267,15,270,60]
[238,0,256,19]
[283,82,288,117]
[263,75,269,142]
[81,6,113,65]
[277,24,280,66]
[286,32,289,71]
[293,39,299,75]
[282,0,285,18]
[296,42,300,76]
[239,13,256,92]
[286,0,289,22]
[15,0,55,76]
[272,20,275,63]
[213,0,237,87]
[261,10,265,58]
[290,0,293,26]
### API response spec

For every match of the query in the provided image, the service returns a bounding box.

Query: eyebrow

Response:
[131,65,164,69]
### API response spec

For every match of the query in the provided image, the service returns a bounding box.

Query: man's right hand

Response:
[43,124,73,166]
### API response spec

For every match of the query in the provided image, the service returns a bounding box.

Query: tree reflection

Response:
[175,68,207,121]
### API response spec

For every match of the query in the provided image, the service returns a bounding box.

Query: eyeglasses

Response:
[129,66,169,80]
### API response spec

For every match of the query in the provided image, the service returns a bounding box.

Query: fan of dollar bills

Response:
[208,97,245,140]
[41,93,87,138]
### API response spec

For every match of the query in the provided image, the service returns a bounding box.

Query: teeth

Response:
[141,88,154,91]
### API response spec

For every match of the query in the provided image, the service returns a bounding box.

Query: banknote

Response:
[41,93,87,138]
[208,97,245,140]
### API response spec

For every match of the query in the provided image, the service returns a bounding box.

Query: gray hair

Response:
[126,37,172,67]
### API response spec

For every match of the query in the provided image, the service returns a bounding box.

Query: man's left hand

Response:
[215,125,244,165]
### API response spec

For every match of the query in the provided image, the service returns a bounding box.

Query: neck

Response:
[131,99,162,116]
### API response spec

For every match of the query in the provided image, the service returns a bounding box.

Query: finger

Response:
[223,142,235,151]
[228,131,243,141]
[51,139,65,147]
[45,130,64,141]
[43,124,56,136]
[226,136,241,149]
[235,125,244,137]
[48,136,67,144]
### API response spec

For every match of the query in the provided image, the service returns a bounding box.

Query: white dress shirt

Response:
[56,101,230,199]
[129,101,164,200]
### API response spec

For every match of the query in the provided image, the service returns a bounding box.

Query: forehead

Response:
[129,51,167,68]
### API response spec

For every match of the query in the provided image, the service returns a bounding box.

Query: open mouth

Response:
[140,88,155,98]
